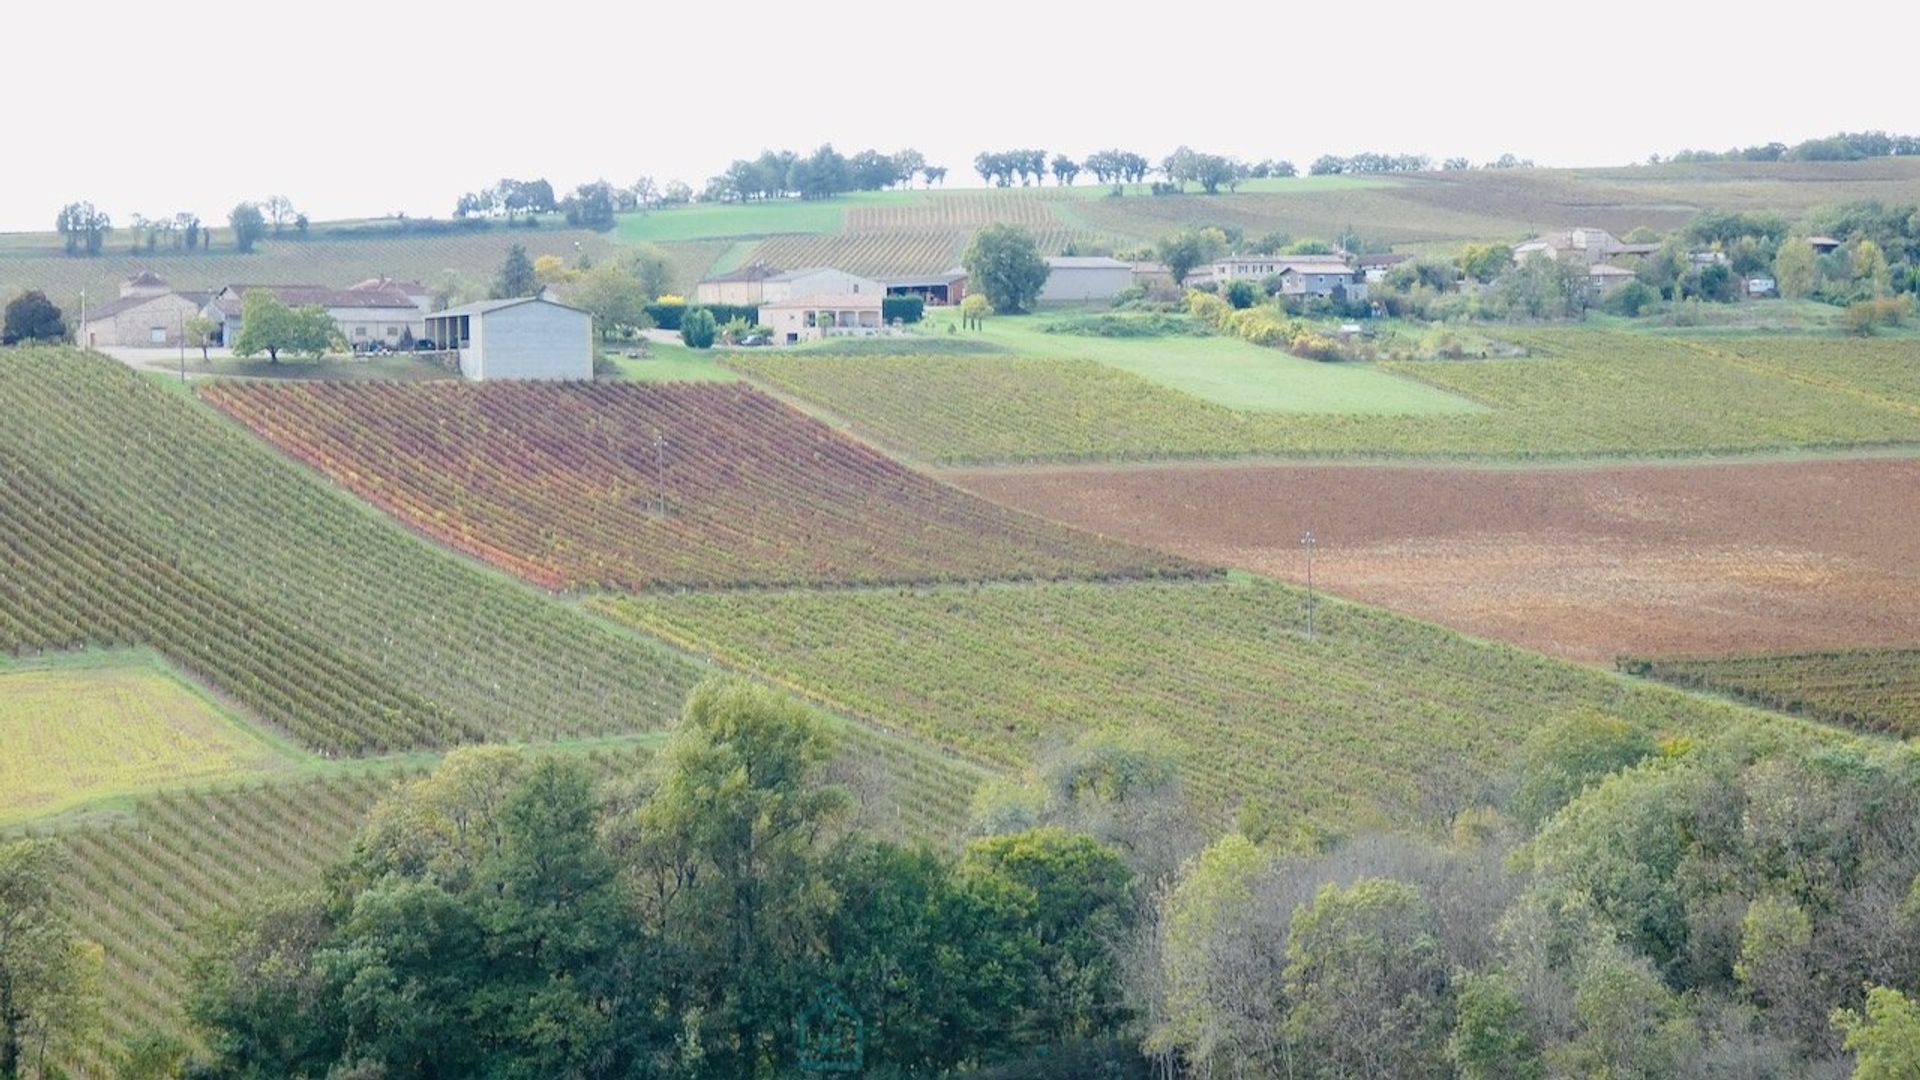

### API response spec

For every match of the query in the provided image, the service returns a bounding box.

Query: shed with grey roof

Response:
[424,297,593,381]
[1037,256,1133,304]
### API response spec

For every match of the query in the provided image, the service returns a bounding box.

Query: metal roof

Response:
[429,296,590,319]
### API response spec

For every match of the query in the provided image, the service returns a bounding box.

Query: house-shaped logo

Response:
[797,986,864,1073]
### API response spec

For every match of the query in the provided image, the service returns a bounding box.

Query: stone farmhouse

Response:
[78,273,209,348]
[204,281,430,350]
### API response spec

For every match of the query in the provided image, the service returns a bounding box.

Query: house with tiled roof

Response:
[204,284,426,350]
[78,273,211,348]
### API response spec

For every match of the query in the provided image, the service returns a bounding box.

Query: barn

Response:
[1037,256,1133,303]
[424,297,593,381]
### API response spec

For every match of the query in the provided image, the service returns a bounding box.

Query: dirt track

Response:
[954,457,1920,664]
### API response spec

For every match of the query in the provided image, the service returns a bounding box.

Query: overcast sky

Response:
[5,0,1914,232]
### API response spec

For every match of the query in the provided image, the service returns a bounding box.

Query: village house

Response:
[77,272,209,348]
[1129,261,1176,294]
[1185,253,1352,288]
[1036,256,1133,303]
[204,284,426,350]
[694,263,782,306]
[1274,262,1368,302]
[883,268,968,306]
[761,293,885,344]
[1513,227,1629,266]
[423,296,593,381]
[1585,263,1638,298]
[1353,252,1415,283]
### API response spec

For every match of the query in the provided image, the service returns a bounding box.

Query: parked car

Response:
[737,334,770,347]
[413,339,438,352]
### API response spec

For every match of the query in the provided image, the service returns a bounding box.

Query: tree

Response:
[54,201,111,256]
[1449,972,1543,1080]
[626,243,675,301]
[1855,238,1892,296]
[1460,243,1515,284]
[624,680,850,1075]
[492,243,537,299]
[963,223,1050,314]
[2,291,66,345]
[1834,986,1920,1080]
[262,195,297,234]
[532,254,574,286]
[1773,237,1818,298]
[1224,278,1261,309]
[1155,227,1228,285]
[0,840,104,1080]
[232,291,337,363]
[573,265,649,338]
[562,180,617,231]
[229,202,266,253]
[1050,153,1080,186]
[1283,878,1451,1078]
[959,292,989,330]
[184,314,218,362]
[679,306,717,348]
[921,164,947,187]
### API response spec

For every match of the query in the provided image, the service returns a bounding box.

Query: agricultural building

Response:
[79,272,210,347]
[695,262,783,306]
[1275,263,1368,301]
[204,284,426,350]
[424,296,593,381]
[762,293,885,344]
[1037,256,1133,303]
[760,267,886,304]
[883,268,968,305]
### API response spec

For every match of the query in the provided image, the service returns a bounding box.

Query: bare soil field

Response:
[955,456,1920,664]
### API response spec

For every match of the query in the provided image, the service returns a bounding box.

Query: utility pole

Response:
[1301,530,1317,641]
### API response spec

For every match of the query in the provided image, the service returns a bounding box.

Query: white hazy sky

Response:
[4,0,1914,232]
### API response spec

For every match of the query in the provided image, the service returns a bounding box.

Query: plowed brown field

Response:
[954,457,1920,663]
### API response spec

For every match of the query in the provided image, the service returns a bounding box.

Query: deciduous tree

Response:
[0,840,104,1080]
[2,291,66,345]
[228,202,266,253]
[964,224,1050,313]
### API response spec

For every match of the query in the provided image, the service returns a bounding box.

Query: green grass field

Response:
[605,339,742,381]
[732,330,1920,464]
[597,578,1795,829]
[0,652,301,824]
[926,313,1480,413]
[1627,647,1920,738]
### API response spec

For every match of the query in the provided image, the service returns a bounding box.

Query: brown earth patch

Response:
[952,457,1920,664]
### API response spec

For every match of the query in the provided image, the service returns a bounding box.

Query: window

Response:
[354,326,368,337]
[385,326,400,337]
[150,326,167,343]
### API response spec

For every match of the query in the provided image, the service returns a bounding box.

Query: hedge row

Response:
[645,303,759,330]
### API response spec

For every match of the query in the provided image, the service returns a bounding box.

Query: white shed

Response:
[424,297,593,382]
[1037,256,1133,303]
[760,267,886,304]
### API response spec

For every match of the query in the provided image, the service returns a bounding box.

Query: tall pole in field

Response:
[654,432,669,516]
[1301,530,1317,641]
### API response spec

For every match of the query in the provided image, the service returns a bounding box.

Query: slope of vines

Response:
[0,349,700,754]
[1626,647,1920,738]
[201,381,1197,590]
[599,580,1790,828]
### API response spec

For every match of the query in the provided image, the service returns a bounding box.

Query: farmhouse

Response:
[205,284,426,350]
[1513,228,1626,266]
[423,296,593,381]
[1186,253,1351,288]
[78,273,209,348]
[883,268,968,305]
[694,262,783,306]
[761,267,885,304]
[1585,263,1638,297]
[1130,261,1176,293]
[762,294,885,344]
[1353,252,1415,283]
[1037,256,1133,303]
[1275,263,1368,301]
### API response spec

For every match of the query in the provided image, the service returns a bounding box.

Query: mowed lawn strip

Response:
[596,579,1793,830]
[202,380,1196,591]
[951,313,1480,414]
[732,330,1920,465]
[0,653,300,824]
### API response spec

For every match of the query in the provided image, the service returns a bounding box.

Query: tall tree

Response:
[963,223,1051,314]
[492,244,537,299]
[0,840,104,1080]
[1050,154,1081,186]
[2,291,66,345]
[228,202,266,253]
[1773,237,1817,298]
[54,202,111,256]
[262,195,296,235]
